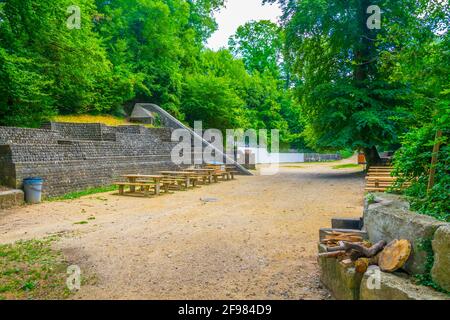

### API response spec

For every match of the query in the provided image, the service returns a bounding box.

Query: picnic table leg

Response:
[163,183,169,194]
[185,178,190,189]
[144,186,150,197]
[128,178,136,193]
[155,180,161,196]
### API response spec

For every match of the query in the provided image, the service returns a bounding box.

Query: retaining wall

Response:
[0,123,183,197]
[364,194,448,276]
[0,189,24,210]
[304,153,342,162]
[319,193,450,299]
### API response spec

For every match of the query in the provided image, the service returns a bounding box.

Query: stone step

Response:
[0,189,24,210]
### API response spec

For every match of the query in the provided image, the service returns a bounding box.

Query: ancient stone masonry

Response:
[0,122,183,197]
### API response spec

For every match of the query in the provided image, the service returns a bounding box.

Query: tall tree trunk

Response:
[357,1,380,168]
[354,0,373,86]
[364,146,382,166]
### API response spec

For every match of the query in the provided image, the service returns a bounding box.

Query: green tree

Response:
[95,0,225,118]
[265,0,448,164]
[228,20,283,76]
[187,0,225,44]
[0,0,129,126]
[181,49,251,130]
[228,19,304,148]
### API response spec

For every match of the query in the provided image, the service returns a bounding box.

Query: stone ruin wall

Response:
[0,123,184,197]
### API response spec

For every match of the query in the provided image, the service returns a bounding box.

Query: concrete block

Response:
[332,217,363,230]
[0,189,24,210]
[364,193,446,275]
[318,244,363,300]
[432,225,450,292]
[360,266,449,300]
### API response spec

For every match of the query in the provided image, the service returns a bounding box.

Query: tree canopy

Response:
[0,0,304,148]
[264,0,449,163]
[229,20,283,76]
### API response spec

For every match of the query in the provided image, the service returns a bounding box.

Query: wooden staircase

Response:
[365,166,411,192]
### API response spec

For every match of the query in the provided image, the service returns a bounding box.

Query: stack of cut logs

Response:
[319,231,412,274]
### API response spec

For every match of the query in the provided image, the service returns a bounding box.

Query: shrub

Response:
[392,113,449,222]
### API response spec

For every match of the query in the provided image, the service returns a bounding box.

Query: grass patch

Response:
[0,239,71,300]
[282,165,305,169]
[52,114,156,128]
[73,221,88,225]
[332,164,363,170]
[48,185,117,201]
[53,114,130,126]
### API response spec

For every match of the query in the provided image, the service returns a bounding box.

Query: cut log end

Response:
[378,239,412,272]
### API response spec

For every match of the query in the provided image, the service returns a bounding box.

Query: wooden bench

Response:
[160,172,200,188]
[212,171,231,182]
[115,182,157,197]
[160,177,191,190]
[226,170,239,180]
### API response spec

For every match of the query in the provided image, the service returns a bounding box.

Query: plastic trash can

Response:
[23,177,44,204]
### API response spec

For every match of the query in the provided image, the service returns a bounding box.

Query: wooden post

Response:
[428,130,443,193]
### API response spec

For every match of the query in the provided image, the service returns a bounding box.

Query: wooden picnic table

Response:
[185,168,215,183]
[203,165,233,181]
[160,171,201,188]
[122,174,166,195]
[159,171,198,176]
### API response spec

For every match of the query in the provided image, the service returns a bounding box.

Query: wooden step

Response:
[366,177,398,181]
[365,187,391,192]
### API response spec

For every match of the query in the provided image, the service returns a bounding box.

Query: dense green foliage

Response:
[265,0,449,219]
[229,20,282,76]
[265,0,449,163]
[0,0,130,126]
[0,0,303,148]
[392,106,449,222]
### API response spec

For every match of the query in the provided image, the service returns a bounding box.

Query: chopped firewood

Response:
[362,241,373,248]
[354,254,380,273]
[325,231,363,237]
[340,259,354,267]
[350,249,365,261]
[324,240,386,263]
[318,251,347,258]
[355,258,370,273]
[379,239,412,272]
[327,241,346,252]
[324,235,363,242]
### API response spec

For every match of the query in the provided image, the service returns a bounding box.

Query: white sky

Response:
[206,0,282,50]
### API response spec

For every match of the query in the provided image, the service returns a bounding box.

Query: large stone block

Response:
[331,217,363,230]
[432,225,450,292]
[360,266,449,300]
[318,244,363,300]
[364,193,446,275]
[0,189,24,210]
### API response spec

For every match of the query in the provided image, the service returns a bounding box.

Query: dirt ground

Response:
[0,158,365,300]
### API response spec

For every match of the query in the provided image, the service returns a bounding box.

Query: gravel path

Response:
[0,159,365,300]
